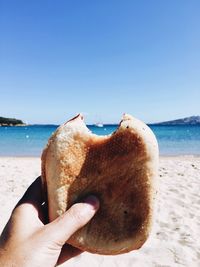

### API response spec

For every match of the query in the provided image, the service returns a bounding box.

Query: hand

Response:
[0,177,99,267]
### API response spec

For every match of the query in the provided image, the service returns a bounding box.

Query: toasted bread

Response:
[41,114,158,255]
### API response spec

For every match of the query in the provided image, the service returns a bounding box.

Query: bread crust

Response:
[41,114,159,255]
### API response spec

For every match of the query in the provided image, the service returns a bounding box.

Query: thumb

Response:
[45,195,99,246]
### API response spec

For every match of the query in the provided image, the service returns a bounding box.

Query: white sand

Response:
[0,156,199,267]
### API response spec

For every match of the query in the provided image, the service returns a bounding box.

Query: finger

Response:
[15,176,44,216]
[57,244,83,265]
[45,195,99,246]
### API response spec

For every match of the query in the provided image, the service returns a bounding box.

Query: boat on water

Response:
[94,123,104,127]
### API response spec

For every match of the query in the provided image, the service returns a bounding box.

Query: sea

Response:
[0,124,200,157]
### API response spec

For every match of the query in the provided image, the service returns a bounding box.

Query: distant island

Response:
[153,116,200,125]
[0,116,26,126]
[1,115,200,127]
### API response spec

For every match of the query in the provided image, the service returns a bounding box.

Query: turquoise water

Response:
[0,125,200,156]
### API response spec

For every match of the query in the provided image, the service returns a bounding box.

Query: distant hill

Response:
[0,116,25,126]
[153,116,200,125]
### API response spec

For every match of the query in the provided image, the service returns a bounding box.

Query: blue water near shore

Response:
[0,124,200,156]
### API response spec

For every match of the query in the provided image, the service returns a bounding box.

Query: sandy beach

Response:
[0,156,199,267]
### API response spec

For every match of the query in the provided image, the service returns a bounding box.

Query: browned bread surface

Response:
[41,114,159,255]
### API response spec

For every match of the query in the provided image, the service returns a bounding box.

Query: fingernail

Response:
[83,195,100,210]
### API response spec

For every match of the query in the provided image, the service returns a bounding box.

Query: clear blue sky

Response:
[0,0,199,124]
